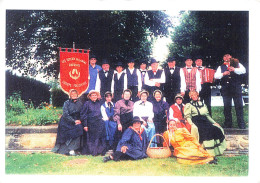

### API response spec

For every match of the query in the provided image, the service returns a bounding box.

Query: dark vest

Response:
[99,69,113,95]
[126,68,138,86]
[220,64,241,89]
[114,72,125,92]
[164,67,181,93]
[147,69,163,80]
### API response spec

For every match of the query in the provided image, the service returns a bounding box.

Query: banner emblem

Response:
[59,48,90,97]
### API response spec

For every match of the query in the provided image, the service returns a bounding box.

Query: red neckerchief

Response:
[129,126,144,140]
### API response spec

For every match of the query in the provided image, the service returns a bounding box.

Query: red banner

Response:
[59,48,90,97]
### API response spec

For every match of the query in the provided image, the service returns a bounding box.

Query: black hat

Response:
[184,56,192,61]
[167,57,176,62]
[115,62,123,67]
[127,58,135,63]
[140,60,147,65]
[150,58,158,64]
[102,59,110,65]
[194,55,203,60]
[90,54,97,59]
[132,116,142,124]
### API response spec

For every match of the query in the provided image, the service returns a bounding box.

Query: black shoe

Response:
[103,156,112,163]
[209,159,218,164]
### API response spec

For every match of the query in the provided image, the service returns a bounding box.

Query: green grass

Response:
[5,152,248,176]
[211,105,248,128]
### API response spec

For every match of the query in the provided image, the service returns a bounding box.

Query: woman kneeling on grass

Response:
[163,119,217,164]
[52,89,84,156]
[103,116,149,162]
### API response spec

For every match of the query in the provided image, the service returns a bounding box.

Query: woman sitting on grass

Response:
[103,116,149,162]
[184,90,226,156]
[52,89,84,156]
[163,119,217,164]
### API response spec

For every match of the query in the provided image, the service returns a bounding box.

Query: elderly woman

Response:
[103,116,149,162]
[80,90,106,156]
[163,119,216,164]
[52,89,84,156]
[151,90,169,146]
[133,89,156,147]
[184,90,226,156]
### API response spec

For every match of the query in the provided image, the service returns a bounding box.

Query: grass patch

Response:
[5,152,248,176]
[211,105,248,128]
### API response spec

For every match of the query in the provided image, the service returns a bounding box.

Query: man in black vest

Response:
[139,60,148,90]
[214,54,246,129]
[163,57,182,106]
[125,58,142,102]
[144,58,165,101]
[95,59,114,101]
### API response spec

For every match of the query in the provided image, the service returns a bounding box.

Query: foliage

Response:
[5,95,63,126]
[6,71,50,107]
[5,92,30,115]
[6,10,172,79]
[5,152,248,176]
[51,88,69,107]
[168,11,249,70]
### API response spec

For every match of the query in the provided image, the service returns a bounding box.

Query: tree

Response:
[168,11,249,70]
[6,10,172,80]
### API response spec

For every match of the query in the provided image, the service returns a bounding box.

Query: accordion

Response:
[201,68,215,83]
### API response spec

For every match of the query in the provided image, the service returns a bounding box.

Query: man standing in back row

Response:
[214,54,246,129]
[163,57,183,106]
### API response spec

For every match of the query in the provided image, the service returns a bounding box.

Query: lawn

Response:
[5,152,248,176]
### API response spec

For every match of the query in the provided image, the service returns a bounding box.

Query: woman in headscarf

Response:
[52,89,84,156]
[163,119,217,164]
[184,90,226,156]
[80,90,106,156]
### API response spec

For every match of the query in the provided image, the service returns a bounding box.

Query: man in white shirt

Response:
[144,58,166,101]
[180,57,201,103]
[214,54,246,129]
[125,58,142,102]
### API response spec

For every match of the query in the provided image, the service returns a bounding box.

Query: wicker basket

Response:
[146,134,172,158]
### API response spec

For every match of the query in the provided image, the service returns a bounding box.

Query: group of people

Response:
[52,53,247,165]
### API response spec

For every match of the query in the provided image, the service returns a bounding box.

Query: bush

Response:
[6,92,29,115]
[6,93,63,126]
[51,89,69,107]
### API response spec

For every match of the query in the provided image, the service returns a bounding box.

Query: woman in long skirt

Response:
[80,90,106,156]
[52,89,84,156]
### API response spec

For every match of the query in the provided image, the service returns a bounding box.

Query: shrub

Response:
[6,92,28,115]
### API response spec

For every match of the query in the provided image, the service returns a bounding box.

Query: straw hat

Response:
[87,90,101,99]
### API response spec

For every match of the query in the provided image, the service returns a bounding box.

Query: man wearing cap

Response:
[163,57,184,106]
[180,57,201,104]
[113,89,135,150]
[103,116,149,162]
[195,56,213,116]
[111,61,127,102]
[144,58,166,101]
[81,54,102,103]
[214,54,246,129]
[139,60,148,90]
[95,59,114,101]
[124,58,142,102]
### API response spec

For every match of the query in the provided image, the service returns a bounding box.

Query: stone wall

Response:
[5,126,249,155]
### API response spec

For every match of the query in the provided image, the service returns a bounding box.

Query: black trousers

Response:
[221,88,245,128]
[128,85,139,102]
[112,151,134,161]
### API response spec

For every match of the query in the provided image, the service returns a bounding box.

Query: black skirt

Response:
[192,115,225,143]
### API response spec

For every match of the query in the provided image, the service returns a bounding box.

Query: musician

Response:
[214,54,246,129]
[139,60,148,90]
